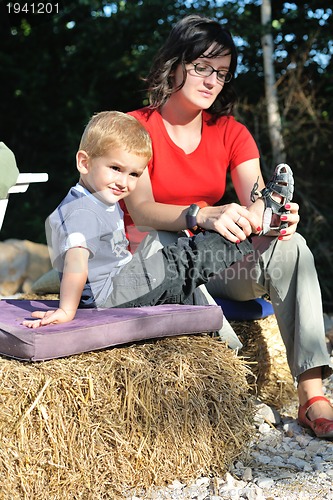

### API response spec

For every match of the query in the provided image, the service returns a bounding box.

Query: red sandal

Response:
[298,396,333,440]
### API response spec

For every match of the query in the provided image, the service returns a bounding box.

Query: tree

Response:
[0,0,332,307]
[261,0,286,165]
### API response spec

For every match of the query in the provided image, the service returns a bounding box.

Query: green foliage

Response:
[0,0,332,307]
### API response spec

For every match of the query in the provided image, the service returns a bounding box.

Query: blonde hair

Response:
[79,111,152,160]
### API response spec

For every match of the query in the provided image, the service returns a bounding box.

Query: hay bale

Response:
[0,335,255,499]
[231,316,296,408]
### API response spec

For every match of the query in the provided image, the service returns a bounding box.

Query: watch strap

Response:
[185,201,208,233]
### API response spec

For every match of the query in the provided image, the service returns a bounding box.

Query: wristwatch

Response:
[185,201,208,233]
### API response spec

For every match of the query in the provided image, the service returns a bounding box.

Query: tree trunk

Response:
[261,0,286,165]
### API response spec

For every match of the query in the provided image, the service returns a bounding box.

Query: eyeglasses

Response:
[191,63,233,83]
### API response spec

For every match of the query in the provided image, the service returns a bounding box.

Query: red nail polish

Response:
[236,239,241,244]
[280,215,288,221]
[280,229,287,235]
[285,204,291,210]
[278,236,284,240]
[257,226,262,232]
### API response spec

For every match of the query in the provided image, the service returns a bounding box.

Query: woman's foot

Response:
[298,396,333,439]
[303,396,333,420]
[297,367,333,439]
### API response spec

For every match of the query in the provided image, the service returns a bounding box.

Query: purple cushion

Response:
[0,300,223,362]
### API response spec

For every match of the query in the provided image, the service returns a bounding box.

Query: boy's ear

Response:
[76,150,90,174]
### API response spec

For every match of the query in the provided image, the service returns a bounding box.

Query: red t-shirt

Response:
[124,108,259,249]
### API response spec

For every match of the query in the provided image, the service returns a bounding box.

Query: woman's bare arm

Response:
[125,160,262,243]
[125,168,189,231]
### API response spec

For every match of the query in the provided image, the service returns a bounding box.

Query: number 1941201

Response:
[6,3,59,14]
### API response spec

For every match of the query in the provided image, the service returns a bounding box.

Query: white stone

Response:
[258,423,271,434]
[256,477,275,489]
[287,456,310,469]
[242,467,253,481]
[272,455,287,466]
[313,462,325,472]
[257,454,272,465]
[167,479,184,490]
[254,401,281,425]
[306,440,325,452]
[292,449,306,459]
[195,476,210,486]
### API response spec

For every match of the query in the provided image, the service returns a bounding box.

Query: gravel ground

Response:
[130,317,333,500]
[130,374,333,500]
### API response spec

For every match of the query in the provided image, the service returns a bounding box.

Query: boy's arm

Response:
[22,247,89,328]
[58,246,90,319]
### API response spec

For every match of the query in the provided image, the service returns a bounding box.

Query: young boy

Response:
[23,111,253,328]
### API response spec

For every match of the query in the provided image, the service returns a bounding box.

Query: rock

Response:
[0,239,51,295]
[254,401,281,425]
[242,467,253,481]
[0,239,28,294]
[256,477,275,489]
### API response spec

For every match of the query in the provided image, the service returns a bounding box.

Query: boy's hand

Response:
[22,247,89,329]
[22,308,75,329]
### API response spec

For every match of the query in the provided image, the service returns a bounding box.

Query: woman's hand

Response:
[196,201,300,242]
[22,308,76,329]
[196,203,262,243]
[276,202,300,240]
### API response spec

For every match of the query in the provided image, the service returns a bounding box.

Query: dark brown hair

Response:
[146,14,238,121]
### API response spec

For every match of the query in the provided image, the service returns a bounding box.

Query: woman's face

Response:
[171,46,232,111]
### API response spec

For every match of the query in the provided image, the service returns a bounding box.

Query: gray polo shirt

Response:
[47,184,132,307]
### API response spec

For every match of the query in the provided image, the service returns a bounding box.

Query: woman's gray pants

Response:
[130,230,332,382]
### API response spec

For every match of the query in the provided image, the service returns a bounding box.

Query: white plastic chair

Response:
[0,162,48,230]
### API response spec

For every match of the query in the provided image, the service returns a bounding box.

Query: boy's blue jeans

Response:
[102,231,253,308]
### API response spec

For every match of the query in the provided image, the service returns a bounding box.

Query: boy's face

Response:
[77,148,147,205]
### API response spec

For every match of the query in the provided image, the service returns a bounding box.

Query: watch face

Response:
[188,204,201,217]
[186,204,201,230]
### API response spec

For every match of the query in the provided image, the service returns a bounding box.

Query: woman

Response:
[124,14,333,439]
